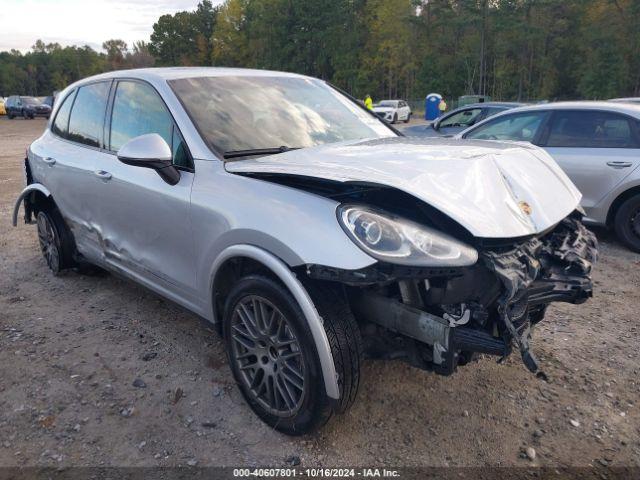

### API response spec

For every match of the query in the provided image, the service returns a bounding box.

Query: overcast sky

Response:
[0,0,223,53]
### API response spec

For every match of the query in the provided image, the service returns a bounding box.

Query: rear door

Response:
[540,110,640,211]
[29,82,112,261]
[92,79,197,297]
[399,101,410,120]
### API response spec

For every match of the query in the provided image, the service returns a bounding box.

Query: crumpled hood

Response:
[225,137,582,238]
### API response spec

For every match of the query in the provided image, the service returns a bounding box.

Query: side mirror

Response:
[117,133,180,185]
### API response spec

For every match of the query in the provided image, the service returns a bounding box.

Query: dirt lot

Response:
[0,117,639,469]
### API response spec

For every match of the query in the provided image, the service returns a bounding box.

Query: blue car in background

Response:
[402,102,525,137]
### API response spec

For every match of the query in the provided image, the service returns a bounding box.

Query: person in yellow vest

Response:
[438,98,447,116]
[364,94,373,110]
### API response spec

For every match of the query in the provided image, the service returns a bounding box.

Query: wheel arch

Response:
[606,185,640,227]
[209,244,340,400]
[12,183,54,227]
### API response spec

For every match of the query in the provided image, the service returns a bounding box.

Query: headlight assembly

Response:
[337,205,478,267]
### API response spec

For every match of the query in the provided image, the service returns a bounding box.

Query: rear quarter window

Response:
[51,91,76,138]
[67,82,110,148]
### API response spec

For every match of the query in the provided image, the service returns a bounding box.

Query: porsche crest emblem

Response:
[518,201,533,216]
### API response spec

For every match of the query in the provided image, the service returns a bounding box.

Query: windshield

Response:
[378,101,397,107]
[169,76,395,156]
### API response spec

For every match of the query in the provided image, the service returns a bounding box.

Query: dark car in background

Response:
[42,96,55,108]
[5,96,52,119]
[402,102,525,137]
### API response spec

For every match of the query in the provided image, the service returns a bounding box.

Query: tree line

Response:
[1,0,639,102]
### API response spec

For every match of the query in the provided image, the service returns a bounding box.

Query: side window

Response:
[465,112,547,142]
[51,91,75,138]
[440,108,482,128]
[545,110,639,148]
[67,82,110,148]
[109,81,193,168]
[172,127,190,168]
[109,81,191,168]
[484,107,507,118]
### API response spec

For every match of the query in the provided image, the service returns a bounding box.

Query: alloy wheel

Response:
[230,295,306,417]
[37,213,60,272]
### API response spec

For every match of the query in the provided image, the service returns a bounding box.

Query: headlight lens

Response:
[338,205,478,267]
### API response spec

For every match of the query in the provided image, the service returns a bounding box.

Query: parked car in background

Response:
[5,96,52,119]
[458,101,640,251]
[12,67,596,435]
[403,102,525,137]
[0,98,5,115]
[42,96,55,108]
[609,97,640,104]
[372,99,411,123]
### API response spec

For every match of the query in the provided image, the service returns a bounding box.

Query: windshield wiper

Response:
[223,146,300,159]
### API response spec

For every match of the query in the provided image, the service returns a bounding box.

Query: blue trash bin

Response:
[425,93,442,121]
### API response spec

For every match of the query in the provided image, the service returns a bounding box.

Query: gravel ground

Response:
[0,117,639,469]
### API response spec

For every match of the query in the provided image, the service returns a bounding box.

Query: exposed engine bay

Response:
[259,174,599,375]
[310,214,597,376]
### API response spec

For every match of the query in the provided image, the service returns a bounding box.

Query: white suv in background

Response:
[372,100,412,123]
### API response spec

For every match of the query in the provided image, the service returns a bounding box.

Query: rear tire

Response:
[614,194,640,252]
[223,275,362,435]
[36,205,76,275]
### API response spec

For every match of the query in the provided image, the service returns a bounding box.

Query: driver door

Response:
[92,79,197,300]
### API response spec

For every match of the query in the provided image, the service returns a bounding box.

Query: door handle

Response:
[42,157,56,166]
[606,161,633,169]
[94,170,112,181]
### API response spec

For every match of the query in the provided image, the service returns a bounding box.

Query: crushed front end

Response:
[310,213,598,375]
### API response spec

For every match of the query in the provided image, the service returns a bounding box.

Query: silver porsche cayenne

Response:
[13,68,597,434]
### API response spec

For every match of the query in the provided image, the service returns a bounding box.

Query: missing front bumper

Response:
[350,216,598,376]
[482,216,598,373]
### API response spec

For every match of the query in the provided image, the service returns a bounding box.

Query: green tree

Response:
[149,0,218,66]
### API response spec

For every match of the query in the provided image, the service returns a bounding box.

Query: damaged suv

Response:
[13,68,597,435]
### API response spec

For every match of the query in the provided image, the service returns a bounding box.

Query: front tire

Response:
[392,113,398,124]
[614,194,640,252]
[223,275,362,435]
[404,113,411,123]
[36,206,76,274]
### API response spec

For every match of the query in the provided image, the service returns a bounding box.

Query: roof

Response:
[609,97,640,104]
[465,101,526,108]
[69,67,308,86]
[500,100,640,117]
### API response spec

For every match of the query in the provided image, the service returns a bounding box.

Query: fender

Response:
[12,183,51,227]
[209,244,340,400]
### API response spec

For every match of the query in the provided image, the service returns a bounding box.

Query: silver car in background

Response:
[458,101,640,252]
[13,68,597,434]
